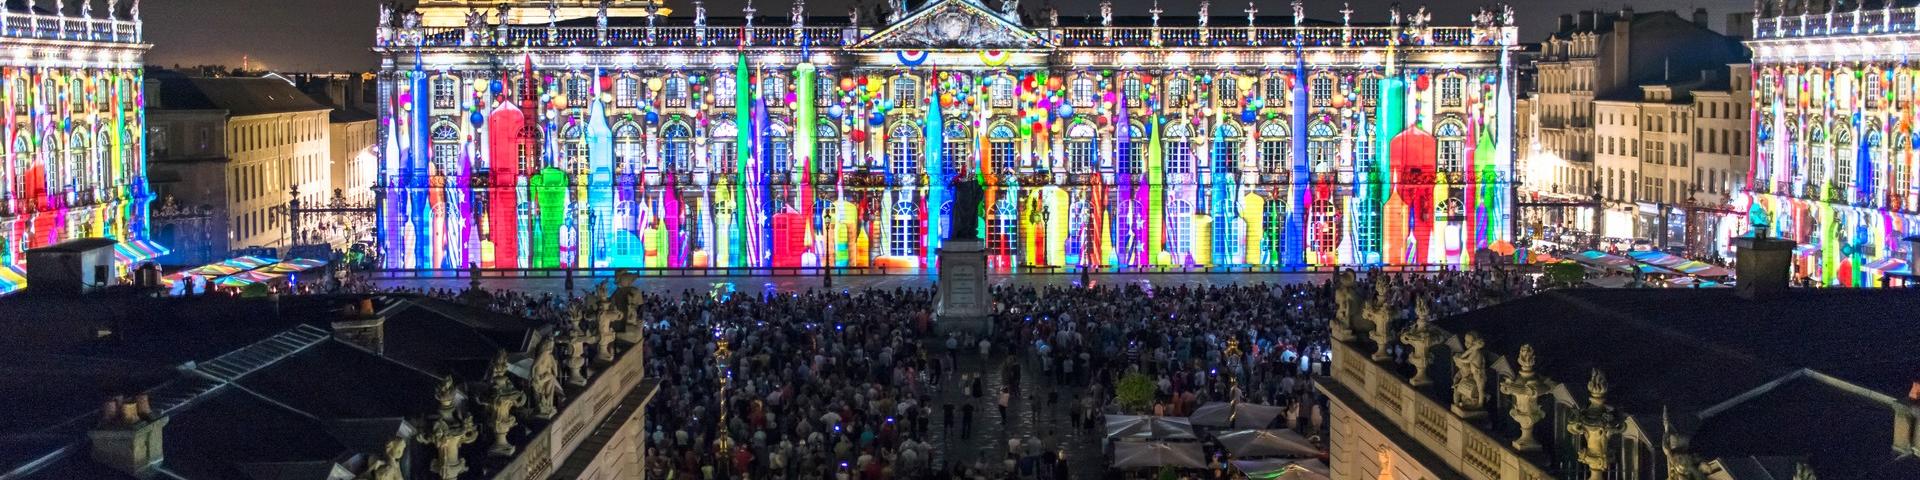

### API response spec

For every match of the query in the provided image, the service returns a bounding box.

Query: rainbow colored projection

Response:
[1748,10,1920,286]
[373,0,1518,271]
[0,10,160,293]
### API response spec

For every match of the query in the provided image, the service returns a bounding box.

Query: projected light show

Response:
[373,0,1518,271]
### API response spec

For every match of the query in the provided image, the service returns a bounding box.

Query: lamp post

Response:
[712,325,734,474]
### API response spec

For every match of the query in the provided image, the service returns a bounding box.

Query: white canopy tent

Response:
[1231,458,1330,480]
[1214,429,1319,458]
[1189,401,1288,429]
[1103,415,1199,441]
[1111,441,1208,469]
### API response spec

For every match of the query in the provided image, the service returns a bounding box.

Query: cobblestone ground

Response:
[922,346,1109,479]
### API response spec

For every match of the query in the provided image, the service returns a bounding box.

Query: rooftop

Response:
[151,75,332,118]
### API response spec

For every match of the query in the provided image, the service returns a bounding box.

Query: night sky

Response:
[144,0,1754,72]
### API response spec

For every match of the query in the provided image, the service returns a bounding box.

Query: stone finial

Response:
[1399,300,1441,386]
[1570,369,1625,480]
[529,336,563,419]
[1450,332,1487,417]
[362,435,406,480]
[479,351,526,457]
[414,412,478,480]
[1499,344,1558,451]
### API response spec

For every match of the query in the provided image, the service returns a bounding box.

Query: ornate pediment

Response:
[853,0,1049,50]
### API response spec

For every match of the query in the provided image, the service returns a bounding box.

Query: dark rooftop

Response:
[152,76,332,117]
[23,237,119,254]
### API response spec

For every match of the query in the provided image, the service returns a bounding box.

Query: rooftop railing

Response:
[385,24,1507,49]
[1753,8,1920,40]
[0,11,141,44]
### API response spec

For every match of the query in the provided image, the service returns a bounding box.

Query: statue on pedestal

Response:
[1499,344,1558,451]
[594,303,619,362]
[1662,409,1701,480]
[1330,271,1358,341]
[1364,280,1393,361]
[1399,300,1441,386]
[1570,370,1624,480]
[950,177,985,241]
[560,323,592,386]
[415,413,477,480]
[478,351,525,457]
[1450,332,1487,417]
[529,337,562,419]
[359,435,407,480]
[433,376,459,419]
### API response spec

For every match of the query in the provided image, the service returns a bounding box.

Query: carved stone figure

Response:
[560,324,592,386]
[791,0,805,29]
[695,0,708,29]
[1450,332,1487,417]
[1290,0,1303,26]
[1000,0,1019,22]
[414,413,478,480]
[1364,279,1393,361]
[1330,271,1357,341]
[376,1,395,44]
[848,3,860,27]
[1663,410,1701,480]
[887,0,905,24]
[465,8,489,46]
[612,271,644,326]
[359,435,406,480]
[594,304,619,362]
[1047,7,1058,28]
[479,351,526,456]
[950,177,986,241]
[1499,344,1558,451]
[1413,5,1432,28]
[1501,3,1515,26]
[529,337,562,419]
[1198,0,1209,28]
[1099,0,1112,27]
[1398,300,1441,386]
[1569,369,1624,480]
[433,376,459,419]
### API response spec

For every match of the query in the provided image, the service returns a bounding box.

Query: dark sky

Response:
[145,0,1753,72]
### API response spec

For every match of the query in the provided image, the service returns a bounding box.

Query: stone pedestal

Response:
[936,240,991,336]
[1732,234,1796,300]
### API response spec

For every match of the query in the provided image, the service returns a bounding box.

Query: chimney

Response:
[1733,226,1796,301]
[88,394,169,476]
[1725,12,1755,39]
[332,298,387,354]
[1619,6,1634,22]
[1692,8,1709,28]
[1577,10,1595,30]
[1558,14,1573,32]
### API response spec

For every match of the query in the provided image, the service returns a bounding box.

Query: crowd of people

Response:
[371,268,1532,480]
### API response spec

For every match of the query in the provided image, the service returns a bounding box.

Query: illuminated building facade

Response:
[1748,2,1920,285]
[372,0,1518,271]
[0,4,159,293]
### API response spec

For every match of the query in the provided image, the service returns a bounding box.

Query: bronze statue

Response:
[949,176,986,241]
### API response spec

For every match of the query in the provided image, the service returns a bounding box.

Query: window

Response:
[989,124,1017,173]
[1835,124,1855,190]
[1309,199,1337,255]
[941,120,970,175]
[1166,77,1187,108]
[1258,122,1289,172]
[432,75,459,109]
[889,123,920,177]
[1311,75,1334,107]
[989,199,1017,256]
[612,123,642,176]
[430,122,460,173]
[1216,76,1238,107]
[892,76,920,107]
[1067,200,1089,261]
[714,75,735,107]
[1264,75,1288,102]
[1073,77,1097,107]
[567,76,591,107]
[817,75,835,104]
[1436,120,1465,172]
[1067,123,1096,173]
[711,121,737,174]
[1168,200,1193,257]
[561,126,585,168]
[890,201,919,256]
[1119,123,1145,174]
[816,124,840,172]
[662,123,691,172]
[992,76,1015,108]
[1440,75,1466,108]
[1123,76,1145,105]
[761,74,787,101]
[606,77,636,108]
[1307,122,1336,174]
[1165,123,1193,172]
[1211,124,1239,173]
[665,76,688,107]
[1361,75,1381,105]
[1211,196,1242,264]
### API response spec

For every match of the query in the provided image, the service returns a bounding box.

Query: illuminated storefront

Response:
[1748,4,1920,286]
[0,6,160,293]
[373,0,1518,271]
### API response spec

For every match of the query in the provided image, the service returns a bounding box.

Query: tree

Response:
[1116,371,1155,413]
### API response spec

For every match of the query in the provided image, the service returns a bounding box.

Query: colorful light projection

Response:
[378,53,1514,271]
[0,16,158,292]
[1749,60,1920,286]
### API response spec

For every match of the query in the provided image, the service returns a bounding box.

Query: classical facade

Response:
[0,3,160,293]
[372,0,1519,271]
[1747,1,1920,286]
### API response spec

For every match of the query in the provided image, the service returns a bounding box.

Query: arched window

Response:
[1259,121,1290,172]
[1168,200,1193,257]
[64,132,86,191]
[560,125,585,169]
[890,201,919,257]
[1436,119,1467,173]
[944,119,971,174]
[614,123,642,176]
[665,76,688,107]
[1211,123,1241,173]
[1067,122,1097,173]
[1307,121,1337,174]
[1067,198,1089,261]
[1834,123,1855,189]
[989,198,1017,256]
[1867,128,1885,204]
[710,120,737,174]
[888,122,920,177]
[95,130,111,185]
[1866,69,1884,110]
[1894,130,1912,207]
[662,122,691,172]
[615,76,641,108]
[1072,77,1098,107]
[989,123,1018,173]
[891,76,920,107]
[816,123,841,173]
[13,134,32,190]
[714,75,736,107]
[1166,122,1193,172]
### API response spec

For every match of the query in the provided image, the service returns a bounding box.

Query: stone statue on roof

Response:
[1001,0,1019,23]
[529,336,562,419]
[560,323,592,386]
[1500,344,1557,451]
[887,0,905,24]
[1662,409,1702,480]
[594,301,619,362]
[359,435,406,480]
[1198,0,1209,28]
[1451,332,1487,417]
[432,376,459,419]
[1399,299,1441,386]
[415,411,477,480]
[479,351,526,456]
[1364,278,1393,361]
[1570,369,1625,479]
[1330,270,1357,341]
[1099,0,1112,27]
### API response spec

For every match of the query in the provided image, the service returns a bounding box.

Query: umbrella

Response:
[1189,402,1286,429]
[1215,429,1319,458]
[1104,415,1198,441]
[1231,459,1330,480]
[1111,441,1207,469]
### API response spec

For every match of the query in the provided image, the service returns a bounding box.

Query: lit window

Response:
[1073,77,1097,107]
[714,75,736,107]
[615,77,641,107]
[1311,75,1334,107]
[816,124,840,172]
[1440,75,1466,108]
[992,76,1015,107]
[1067,123,1097,173]
[890,201,919,256]
[1166,78,1187,108]
[662,123,691,172]
[1259,122,1289,172]
[989,124,1017,173]
[892,77,919,107]
[432,76,459,109]
[889,123,920,177]
[1437,120,1465,172]
[665,77,688,107]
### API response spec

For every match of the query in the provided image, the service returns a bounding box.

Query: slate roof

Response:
[153,77,332,117]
